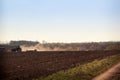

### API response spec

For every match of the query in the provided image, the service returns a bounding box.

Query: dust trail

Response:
[20,44,67,51]
[20,44,87,51]
[20,44,51,51]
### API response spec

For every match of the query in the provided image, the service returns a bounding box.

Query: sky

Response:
[0,0,120,43]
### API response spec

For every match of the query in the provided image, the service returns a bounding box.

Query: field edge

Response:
[33,54,120,80]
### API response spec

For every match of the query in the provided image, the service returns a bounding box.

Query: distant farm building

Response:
[0,45,21,52]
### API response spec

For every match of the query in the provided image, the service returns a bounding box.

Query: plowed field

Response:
[0,50,120,80]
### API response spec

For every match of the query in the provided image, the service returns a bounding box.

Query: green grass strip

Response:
[33,54,120,80]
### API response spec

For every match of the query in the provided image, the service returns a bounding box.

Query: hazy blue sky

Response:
[0,0,120,43]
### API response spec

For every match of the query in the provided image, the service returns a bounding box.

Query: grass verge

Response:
[33,54,120,80]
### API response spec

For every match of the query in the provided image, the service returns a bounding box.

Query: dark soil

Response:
[0,50,120,80]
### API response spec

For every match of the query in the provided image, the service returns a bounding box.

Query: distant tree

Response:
[105,44,120,50]
[9,40,39,46]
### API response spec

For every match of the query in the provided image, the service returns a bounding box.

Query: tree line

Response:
[8,41,120,51]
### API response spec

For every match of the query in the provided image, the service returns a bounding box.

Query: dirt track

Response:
[92,62,120,80]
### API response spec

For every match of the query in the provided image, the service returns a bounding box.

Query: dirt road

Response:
[92,62,120,80]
